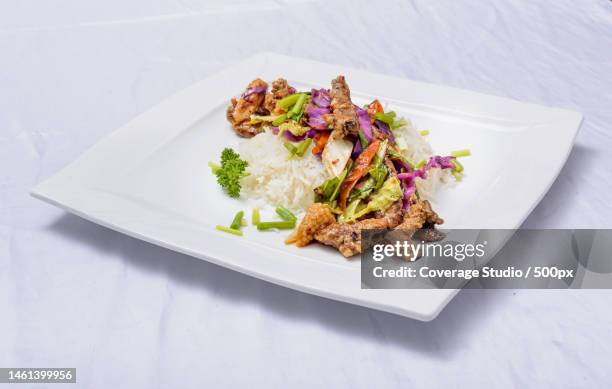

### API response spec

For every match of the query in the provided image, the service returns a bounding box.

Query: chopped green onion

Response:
[419,130,430,136]
[416,160,427,169]
[276,206,297,222]
[230,211,244,230]
[278,94,300,111]
[374,111,396,126]
[358,130,368,148]
[451,149,471,158]
[216,225,243,236]
[208,161,221,174]
[375,111,408,129]
[272,113,287,126]
[314,176,338,202]
[252,208,260,225]
[451,159,464,172]
[283,141,297,156]
[294,138,313,158]
[290,93,308,117]
[390,117,408,130]
[343,198,361,222]
[452,171,463,181]
[330,167,349,202]
[256,220,296,230]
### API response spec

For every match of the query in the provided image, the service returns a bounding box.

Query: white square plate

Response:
[31,53,582,321]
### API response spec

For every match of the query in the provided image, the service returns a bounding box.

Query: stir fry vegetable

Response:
[294,138,312,158]
[347,139,389,204]
[290,93,308,118]
[366,99,384,116]
[339,139,381,210]
[322,138,353,177]
[278,121,309,137]
[330,166,349,202]
[451,159,464,172]
[311,89,331,107]
[278,93,300,111]
[312,131,331,155]
[356,107,372,142]
[272,113,287,126]
[343,176,402,223]
[374,110,408,130]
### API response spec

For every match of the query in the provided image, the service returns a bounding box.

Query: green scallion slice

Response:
[216,225,243,236]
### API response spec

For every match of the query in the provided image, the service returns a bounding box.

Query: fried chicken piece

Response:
[232,78,268,123]
[314,201,403,257]
[226,116,262,137]
[329,75,359,140]
[226,78,268,138]
[263,78,294,114]
[294,203,336,247]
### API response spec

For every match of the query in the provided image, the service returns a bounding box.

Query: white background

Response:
[1,0,612,387]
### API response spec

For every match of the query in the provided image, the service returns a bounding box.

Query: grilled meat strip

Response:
[387,198,445,260]
[314,201,403,257]
[396,198,443,230]
[329,75,359,140]
[309,197,443,257]
[226,78,268,138]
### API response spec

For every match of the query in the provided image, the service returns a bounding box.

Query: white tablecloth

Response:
[1,1,611,387]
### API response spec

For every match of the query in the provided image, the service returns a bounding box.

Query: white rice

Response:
[415,166,454,201]
[240,121,451,211]
[393,119,433,163]
[239,130,328,212]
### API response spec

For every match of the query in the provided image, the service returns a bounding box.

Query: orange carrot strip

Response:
[367,99,384,116]
[312,131,331,155]
[338,139,380,210]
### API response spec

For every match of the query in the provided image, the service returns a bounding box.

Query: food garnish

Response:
[252,208,261,226]
[256,221,296,230]
[276,206,297,222]
[230,211,245,230]
[209,148,249,198]
[451,148,471,158]
[215,225,243,236]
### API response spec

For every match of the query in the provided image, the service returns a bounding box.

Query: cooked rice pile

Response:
[240,122,451,212]
[239,131,327,212]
